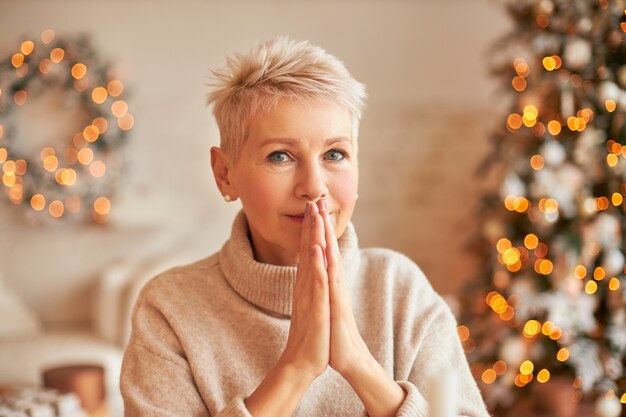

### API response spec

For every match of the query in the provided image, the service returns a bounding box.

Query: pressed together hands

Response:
[244,200,406,417]
[281,198,369,379]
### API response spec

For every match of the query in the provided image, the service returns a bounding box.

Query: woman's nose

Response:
[295,162,328,201]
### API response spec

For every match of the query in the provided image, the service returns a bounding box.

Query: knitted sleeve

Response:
[394,299,491,417]
[119,282,254,417]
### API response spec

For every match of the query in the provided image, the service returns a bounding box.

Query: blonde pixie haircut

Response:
[206,36,367,160]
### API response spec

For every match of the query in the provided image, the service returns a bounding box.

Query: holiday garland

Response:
[0,29,133,223]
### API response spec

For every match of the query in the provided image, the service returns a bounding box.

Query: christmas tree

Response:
[461,1,626,415]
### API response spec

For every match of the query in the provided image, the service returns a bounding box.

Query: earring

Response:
[224,194,232,202]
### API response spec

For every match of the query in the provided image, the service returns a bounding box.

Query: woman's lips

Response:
[285,212,333,222]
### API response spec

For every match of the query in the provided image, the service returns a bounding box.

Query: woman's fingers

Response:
[309,201,327,263]
[319,199,342,282]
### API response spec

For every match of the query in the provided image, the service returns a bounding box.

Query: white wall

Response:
[0,0,510,324]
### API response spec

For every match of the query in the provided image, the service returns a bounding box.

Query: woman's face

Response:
[230,98,359,266]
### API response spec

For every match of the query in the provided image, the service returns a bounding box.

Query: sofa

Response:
[0,196,227,417]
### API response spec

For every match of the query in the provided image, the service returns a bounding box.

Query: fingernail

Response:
[322,199,328,212]
[305,201,311,216]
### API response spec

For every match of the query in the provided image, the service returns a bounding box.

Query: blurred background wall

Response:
[0,0,510,326]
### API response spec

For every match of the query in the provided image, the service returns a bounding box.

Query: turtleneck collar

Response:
[219,210,360,317]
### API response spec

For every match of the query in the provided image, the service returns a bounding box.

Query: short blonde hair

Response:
[206,36,367,159]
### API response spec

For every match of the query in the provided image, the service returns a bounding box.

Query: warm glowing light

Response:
[3,160,15,174]
[537,369,550,383]
[73,132,87,149]
[486,291,500,306]
[14,159,27,175]
[534,242,548,258]
[14,90,27,106]
[2,173,16,187]
[585,280,598,295]
[41,29,55,44]
[49,200,64,218]
[0,148,7,163]
[621,393,626,403]
[91,87,108,104]
[11,53,25,68]
[504,195,516,211]
[83,125,100,142]
[544,198,559,214]
[457,325,470,342]
[524,234,539,250]
[606,100,617,112]
[107,80,125,97]
[535,259,554,275]
[93,117,108,133]
[50,48,65,63]
[482,369,497,384]
[111,100,128,118]
[71,63,87,80]
[493,361,507,375]
[520,360,534,375]
[502,248,520,265]
[93,196,111,215]
[579,108,594,122]
[21,41,35,55]
[574,265,587,279]
[524,320,541,337]
[0,124,3,139]
[39,58,53,74]
[496,238,512,254]
[31,194,45,211]
[542,56,557,71]
[611,193,623,206]
[514,59,529,77]
[557,348,570,362]
[573,376,583,389]
[512,76,526,91]
[541,321,556,336]
[607,154,618,167]
[117,113,135,130]
[507,114,523,130]
[594,267,606,281]
[513,197,530,212]
[547,120,561,135]
[609,278,620,291]
[550,327,562,340]
[43,155,59,172]
[500,306,515,321]
[596,196,610,211]
[90,160,106,177]
[60,168,77,185]
[40,147,55,160]
[77,148,94,165]
[530,155,544,170]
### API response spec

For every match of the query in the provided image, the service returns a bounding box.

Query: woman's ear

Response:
[210,147,238,201]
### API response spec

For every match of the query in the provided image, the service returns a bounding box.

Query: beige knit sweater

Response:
[120,211,489,417]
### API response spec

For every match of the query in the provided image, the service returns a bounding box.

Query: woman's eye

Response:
[326,149,347,161]
[267,151,291,163]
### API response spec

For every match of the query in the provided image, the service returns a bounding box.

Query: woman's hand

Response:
[317,199,370,376]
[279,201,331,380]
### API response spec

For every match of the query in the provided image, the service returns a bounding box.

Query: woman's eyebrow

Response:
[259,136,352,147]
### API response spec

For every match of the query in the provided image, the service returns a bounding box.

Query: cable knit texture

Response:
[120,210,490,417]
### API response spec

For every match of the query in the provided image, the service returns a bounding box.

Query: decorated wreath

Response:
[0,29,133,224]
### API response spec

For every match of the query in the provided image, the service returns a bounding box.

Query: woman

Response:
[120,37,489,417]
